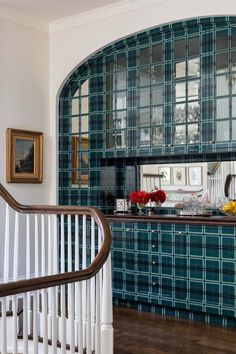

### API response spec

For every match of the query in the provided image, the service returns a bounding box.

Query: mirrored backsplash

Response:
[141,161,236,207]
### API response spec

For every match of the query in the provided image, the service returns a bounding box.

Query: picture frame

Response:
[173,166,186,186]
[158,166,171,186]
[71,136,89,186]
[6,128,43,183]
[188,166,202,186]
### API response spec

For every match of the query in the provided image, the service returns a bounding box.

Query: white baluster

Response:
[86,279,91,354]
[91,217,95,350]
[60,284,66,354]
[52,215,58,342]
[67,215,72,347]
[12,295,18,354]
[82,215,87,346]
[42,288,48,354]
[101,253,113,354]
[60,215,66,354]
[34,214,40,333]
[60,215,65,274]
[26,214,32,335]
[1,297,7,354]
[4,204,10,284]
[69,282,75,354]
[33,291,38,354]
[78,282,83,354]
[75,215,79,346]
[98,229,103,310]
[23,292,28,354]
[52,286,57,354]
[95,272,101,354]
[41,215,46,277]
[13,211,19,354]
[35,215,39,277]
[68,215,72,273]
[53,215,58,274]
[48,215,52,339]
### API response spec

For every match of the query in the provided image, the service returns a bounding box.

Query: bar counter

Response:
[107,211,236,328]
[107,213,236,226]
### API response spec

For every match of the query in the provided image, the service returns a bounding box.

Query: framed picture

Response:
[159,166,171,186]
[6,128,43,183]
[188,166,202,186]
[173,166,186,186]
[71,136,89,186]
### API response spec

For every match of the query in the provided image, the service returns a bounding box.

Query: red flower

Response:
[150,190,167,203]
[130,191,150,205]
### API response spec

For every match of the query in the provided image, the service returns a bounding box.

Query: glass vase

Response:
[136,203,145,215]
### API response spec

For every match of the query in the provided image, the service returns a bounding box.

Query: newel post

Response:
[101,253,113,354]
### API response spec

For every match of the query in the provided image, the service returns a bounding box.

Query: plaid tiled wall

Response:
[111,220,236,327]
[59,16,236,211]
[58,17,236,326]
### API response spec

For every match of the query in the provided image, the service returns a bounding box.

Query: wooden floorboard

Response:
[114,306,236,354]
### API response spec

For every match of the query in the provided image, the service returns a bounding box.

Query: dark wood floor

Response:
[114,306,236,354]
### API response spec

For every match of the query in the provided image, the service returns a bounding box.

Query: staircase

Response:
[0,184,113,354]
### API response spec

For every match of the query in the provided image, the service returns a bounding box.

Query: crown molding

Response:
[49,0,168,33]
[0,7,49,33]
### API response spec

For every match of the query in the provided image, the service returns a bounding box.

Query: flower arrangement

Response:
[149,189,167,206]
[130,191,150,208]
[130,189,167,211]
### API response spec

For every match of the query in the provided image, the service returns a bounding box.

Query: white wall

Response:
[49,0,236,203]
[0,19,49,279]
[0,18,49,204]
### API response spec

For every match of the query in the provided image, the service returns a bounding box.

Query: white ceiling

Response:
[0,0,126,22]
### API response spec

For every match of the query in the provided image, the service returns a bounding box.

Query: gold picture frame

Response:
[71,136,89,186]
[6,128,43,183]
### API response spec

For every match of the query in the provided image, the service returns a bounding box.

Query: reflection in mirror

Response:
[188,58,200,77]
[71,136,89,188]
[81,116,89,133]
[175,61,186,79]
[174,124,186,144]
[188,101,200,122]
[188,80,199,100]
[117,71,127,90]
[151,65,163,84]
[140,87,150,106]
[216,30,228,51]
[188,123,199,143]
[216,120,229,141]
[140,108,150,126]
[216,53,228,73]
[152,127,163,145]
[188,36,200,56]
[216,75,229,96]
[174,103,186,123]
[152,106,163,125]
[175,82,186,101]
[174,39,185,58]
[152,85,163,105]
[152,44,162,63]
[116,91,127,109]
[216,97,229,119]
[81,97,88,114]
[140,161,236,208]
[81,79,89,96]
[140,47,150,66]
[140,67,150,87]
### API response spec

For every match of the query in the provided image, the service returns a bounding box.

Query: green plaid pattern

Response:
[111,221,236,328]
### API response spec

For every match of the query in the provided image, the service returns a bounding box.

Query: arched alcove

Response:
[58,16,236,209]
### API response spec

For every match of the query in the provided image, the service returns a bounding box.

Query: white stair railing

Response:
[0,183,113,354]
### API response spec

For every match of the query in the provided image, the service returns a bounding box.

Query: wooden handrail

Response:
[0,183,111,297]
